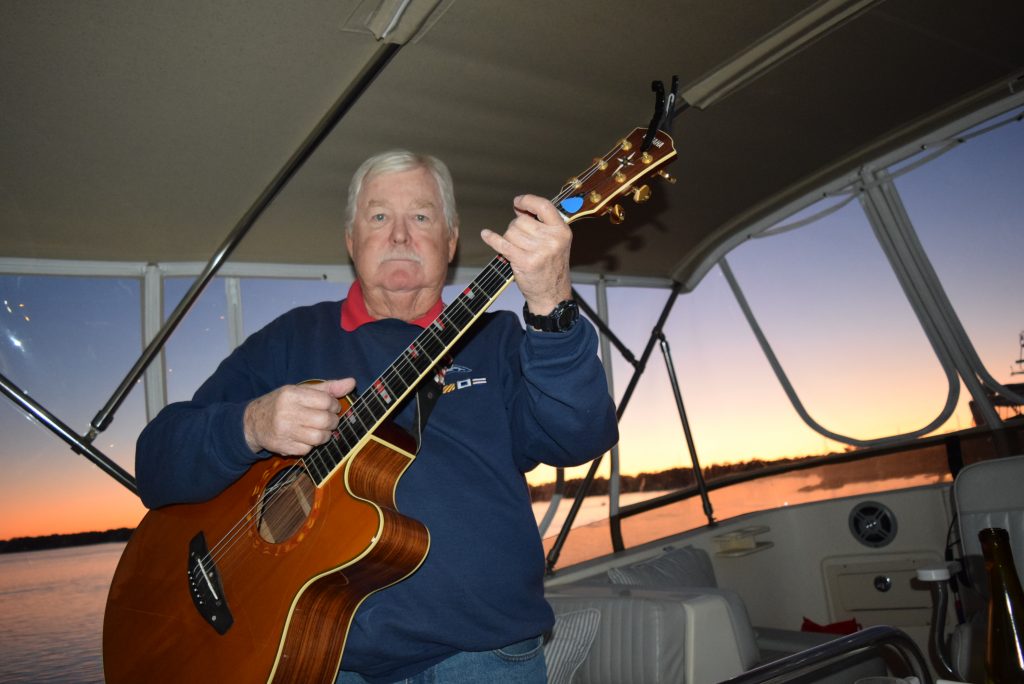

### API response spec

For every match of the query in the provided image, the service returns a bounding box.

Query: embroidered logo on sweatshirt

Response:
[435,362,487,393]
[442,377,487,394]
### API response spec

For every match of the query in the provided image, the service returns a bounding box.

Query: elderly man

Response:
[135,150,618,683]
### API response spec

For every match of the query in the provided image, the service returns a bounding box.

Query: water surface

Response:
[0,543,122,683]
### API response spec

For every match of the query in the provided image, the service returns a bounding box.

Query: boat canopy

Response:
[2,0,1022,288]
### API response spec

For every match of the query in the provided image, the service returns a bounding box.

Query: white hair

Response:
[344,150,458,235]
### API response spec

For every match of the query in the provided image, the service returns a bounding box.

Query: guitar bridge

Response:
[187,532,233,635]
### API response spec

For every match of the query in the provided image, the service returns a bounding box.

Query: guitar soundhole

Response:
[257,465,316,544]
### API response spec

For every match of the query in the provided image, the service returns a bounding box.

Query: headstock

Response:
[554,127,677,226]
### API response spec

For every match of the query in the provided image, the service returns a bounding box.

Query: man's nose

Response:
[389,217,411,243]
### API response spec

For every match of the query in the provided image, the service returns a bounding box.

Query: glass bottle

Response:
[979,527,1024,684]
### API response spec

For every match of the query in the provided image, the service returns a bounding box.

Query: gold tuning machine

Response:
[605,203,625,224]
[629,184,651,203]
[657,169,677,184]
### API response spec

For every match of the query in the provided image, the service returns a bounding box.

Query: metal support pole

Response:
[657,332,714,525]
[88,41,403,438]
[0,371,137,495]
[546,283,682,572]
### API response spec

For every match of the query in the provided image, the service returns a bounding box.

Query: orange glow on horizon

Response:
[0,398,979,541]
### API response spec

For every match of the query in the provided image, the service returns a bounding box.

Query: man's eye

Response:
[415,214,429,222]
[372,213,387,222]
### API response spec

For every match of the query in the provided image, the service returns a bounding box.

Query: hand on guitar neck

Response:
[480,193,573,317]
[243,378,356,455]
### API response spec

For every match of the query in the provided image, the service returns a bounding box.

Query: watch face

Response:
[524,299,577,332]
[556,301,579,331]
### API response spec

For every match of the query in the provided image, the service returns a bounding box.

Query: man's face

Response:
[346,166,458,297]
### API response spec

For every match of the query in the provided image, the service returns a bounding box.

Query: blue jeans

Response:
[335,636,547,683]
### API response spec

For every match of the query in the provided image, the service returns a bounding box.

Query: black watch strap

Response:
[523,299,580,333]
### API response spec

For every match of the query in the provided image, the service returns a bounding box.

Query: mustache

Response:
[378,249,422,264]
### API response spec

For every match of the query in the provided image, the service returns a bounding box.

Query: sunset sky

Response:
[0,112,1020,541]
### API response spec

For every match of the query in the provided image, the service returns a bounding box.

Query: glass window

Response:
[723,198,966,441]
[894,112,1024,421]
[163,277,231,404]
[0,275,148,539]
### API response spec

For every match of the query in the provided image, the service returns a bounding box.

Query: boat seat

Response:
[919,453,1024,682]
[546,584,754,684]
[546,544,885,683]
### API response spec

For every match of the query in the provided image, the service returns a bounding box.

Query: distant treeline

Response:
[527,456,808,502]
[0,527,134,554]
[526,447,950,502]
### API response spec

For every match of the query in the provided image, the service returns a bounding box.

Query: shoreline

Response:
[0,528,133,554]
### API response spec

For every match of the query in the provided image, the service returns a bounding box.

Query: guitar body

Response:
[103,419,429,684]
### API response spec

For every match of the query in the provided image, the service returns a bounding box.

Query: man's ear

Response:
[447,226,459,263]
[345,229,355,259]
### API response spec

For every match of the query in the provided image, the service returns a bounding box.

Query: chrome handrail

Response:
[720,625,934,684]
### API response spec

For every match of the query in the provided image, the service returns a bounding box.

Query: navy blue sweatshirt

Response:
[135,299,618,682]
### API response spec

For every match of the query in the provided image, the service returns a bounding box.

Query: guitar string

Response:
[200,136,659,570]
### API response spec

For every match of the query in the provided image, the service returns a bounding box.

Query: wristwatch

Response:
[523,299,580,333]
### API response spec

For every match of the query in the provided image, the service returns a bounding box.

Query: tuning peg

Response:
[657,169,677,184]
[630,184,651,204]
[605,204,625,224]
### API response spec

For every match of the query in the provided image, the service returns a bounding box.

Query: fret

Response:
[419,324,447,355]
[394,354,422,387]
[338,409,364,447]
[347,402,376,440]
[365,387,390,418]
[325,437,347,469]
[431,318,456,345]
[305,450,326,483]
[448,296,476,325]
[402,345,430,375]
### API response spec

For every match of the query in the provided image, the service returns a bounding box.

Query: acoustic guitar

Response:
[102,126,676,683]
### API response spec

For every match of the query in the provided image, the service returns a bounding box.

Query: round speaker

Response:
[848,501,897,548]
